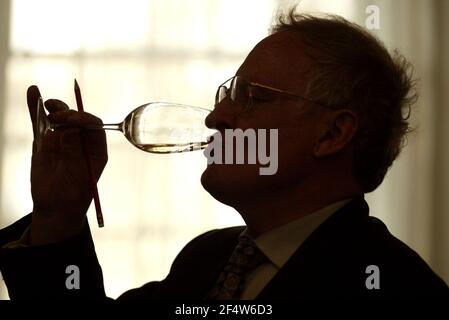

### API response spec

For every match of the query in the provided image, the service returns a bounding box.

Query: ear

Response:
[313,109,358,158]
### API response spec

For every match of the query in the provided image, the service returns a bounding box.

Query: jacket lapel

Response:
[163,226,244,299]
[256,196,369,299]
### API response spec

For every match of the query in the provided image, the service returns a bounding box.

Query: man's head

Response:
[201,10,417,211]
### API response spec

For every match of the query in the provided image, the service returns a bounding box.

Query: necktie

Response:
[206,234,266,300]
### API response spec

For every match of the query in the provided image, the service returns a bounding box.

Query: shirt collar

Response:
[246,199,351,269]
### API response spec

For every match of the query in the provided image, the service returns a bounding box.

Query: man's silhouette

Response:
[1,11,448,300]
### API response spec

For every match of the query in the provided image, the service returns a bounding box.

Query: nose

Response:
[205,98,236,130]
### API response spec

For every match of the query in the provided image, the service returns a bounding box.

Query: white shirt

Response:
[240,199,350,299]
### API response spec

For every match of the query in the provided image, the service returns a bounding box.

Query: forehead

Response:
[236,31,311,92]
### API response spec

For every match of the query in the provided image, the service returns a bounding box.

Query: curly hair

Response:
[271,10,418,192]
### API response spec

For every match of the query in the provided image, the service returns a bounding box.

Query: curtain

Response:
[356,0,449,284]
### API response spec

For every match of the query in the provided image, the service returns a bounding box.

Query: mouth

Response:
[203,147,214,158]
[203,133,219,159]
[203,144,216,159]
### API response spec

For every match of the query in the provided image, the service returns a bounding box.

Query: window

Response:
[0,0,280,299]
[10,0,442,299]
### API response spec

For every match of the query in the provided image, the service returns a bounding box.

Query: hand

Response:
[27,86,108,245]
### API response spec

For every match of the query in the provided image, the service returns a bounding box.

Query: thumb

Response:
[27,85,42,138]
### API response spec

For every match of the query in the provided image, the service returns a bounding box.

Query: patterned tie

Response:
[206,234,266,300]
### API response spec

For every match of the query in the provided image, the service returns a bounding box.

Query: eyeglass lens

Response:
[215,76,251,109]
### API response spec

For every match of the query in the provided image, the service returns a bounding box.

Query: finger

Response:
[83,128,107,159]
[67,110,103,126]
[60,127,107,161]
[50,111,106,157]
[27,85,42,136]
[60,128,82,154]
[48,110,102,126]
[45,99,70,113]
[37,129,62,154]
[65,112,107,156]
[37,110,98,154]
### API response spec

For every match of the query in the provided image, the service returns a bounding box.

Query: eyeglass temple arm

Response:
[250,81,329,108]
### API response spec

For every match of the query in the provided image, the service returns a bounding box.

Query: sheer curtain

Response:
[354,0,449,284]
[1,0,447,299]
[0,0,275,299]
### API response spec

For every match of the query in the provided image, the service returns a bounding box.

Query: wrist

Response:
[30,212,87,246]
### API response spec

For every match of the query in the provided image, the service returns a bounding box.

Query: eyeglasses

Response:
[215,75,328,113]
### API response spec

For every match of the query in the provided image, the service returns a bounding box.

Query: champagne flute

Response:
[36,99,214,154]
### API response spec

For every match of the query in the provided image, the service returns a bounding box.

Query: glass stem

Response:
[101,122,123,132]
[52,122,123,132]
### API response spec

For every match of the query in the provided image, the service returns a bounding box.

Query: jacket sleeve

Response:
[0,214,106,300]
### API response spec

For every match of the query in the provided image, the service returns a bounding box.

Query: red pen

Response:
[74,79,104,228]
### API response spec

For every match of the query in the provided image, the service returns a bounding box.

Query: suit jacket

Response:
[0,197,448,300]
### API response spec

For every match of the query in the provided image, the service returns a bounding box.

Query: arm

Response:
[0,86,108,299]
[0,214,106,299]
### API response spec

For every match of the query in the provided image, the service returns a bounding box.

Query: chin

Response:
[200,163,261,206]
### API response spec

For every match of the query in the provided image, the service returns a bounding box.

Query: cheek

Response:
[199,123,317,201]
[274,128,316,175]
